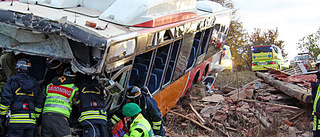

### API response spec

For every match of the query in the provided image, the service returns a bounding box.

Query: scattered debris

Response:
[164,71,313,136]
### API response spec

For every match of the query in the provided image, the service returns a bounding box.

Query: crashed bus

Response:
[0,0,232,121]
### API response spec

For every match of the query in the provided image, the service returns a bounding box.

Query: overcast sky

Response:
[234,0,320,60]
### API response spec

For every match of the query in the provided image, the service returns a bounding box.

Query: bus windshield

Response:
[252,46,272,53]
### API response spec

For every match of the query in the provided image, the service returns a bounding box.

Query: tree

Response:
[215,0,252,71]
[297,28,320,62]
[225,18,251,71]
[218,0,287,71]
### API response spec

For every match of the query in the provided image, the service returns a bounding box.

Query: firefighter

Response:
[120,103,154,137]
[43,58,64,87]
[0,58,43,137]
[311,54,320,136]
[41,67,79,137]
[110,86,165,136]
[77,74,110,137]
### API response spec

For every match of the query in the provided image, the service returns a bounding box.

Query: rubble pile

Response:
[164,71,313,137]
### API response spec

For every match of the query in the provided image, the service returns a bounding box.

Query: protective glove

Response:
[118,129,125,137]
[113,134,119,137]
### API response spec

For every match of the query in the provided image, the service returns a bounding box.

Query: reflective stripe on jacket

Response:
[140,93,165,136]
[0,72,43,126]
[78,78,107,125]
[79,110,107,123]
[43,83,78,118]
[125,114,154,137]
[313,84,320,131]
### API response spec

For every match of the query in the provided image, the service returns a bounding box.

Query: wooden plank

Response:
[169,110,213,132]
[231,98,300,110]
[189,104,205,124]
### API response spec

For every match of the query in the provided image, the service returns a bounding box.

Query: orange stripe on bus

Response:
[153,73,189,116]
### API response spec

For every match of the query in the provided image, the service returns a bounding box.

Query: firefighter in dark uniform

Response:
[312,54,320,137]
[110,86,165,136]
[77,74,110,137]
[0,58,43,137]
[41,67,79,137]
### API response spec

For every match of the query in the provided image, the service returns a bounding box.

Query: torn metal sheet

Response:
[0,9,108,75]
[0,33,73,59]
[0,9,107,47]
[61,23,107,48]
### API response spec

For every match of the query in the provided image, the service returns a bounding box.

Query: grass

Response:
[215,71,258,88]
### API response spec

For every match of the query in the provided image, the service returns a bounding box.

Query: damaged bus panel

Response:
[0,0,232,118]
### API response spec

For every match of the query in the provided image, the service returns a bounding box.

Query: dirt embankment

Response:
[164,71,312,137]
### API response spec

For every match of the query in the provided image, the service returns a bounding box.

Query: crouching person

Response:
[77,74,110,137]
[119,103,154,137]
[0,59,43,137]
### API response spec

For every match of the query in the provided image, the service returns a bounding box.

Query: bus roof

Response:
[0,0,232,74]
[0,0,230,39]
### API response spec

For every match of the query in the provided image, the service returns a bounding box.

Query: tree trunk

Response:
[255,72,312,103]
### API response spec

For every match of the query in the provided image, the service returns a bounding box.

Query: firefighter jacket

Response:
[43,76,78,118]
[124,113,154,137]
[140,92,164,136]
[312,71,320,131]
[77,77,107,126]
[110,92,165,136]
[0,71,43,128]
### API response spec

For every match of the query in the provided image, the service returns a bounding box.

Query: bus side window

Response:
[194,32,202,58]
[129,51,153,87]
[151,43,171,93]
[200,28,212,56]
[169,39,181,82]
[187,32,201,69]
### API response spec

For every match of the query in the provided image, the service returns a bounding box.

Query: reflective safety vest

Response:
[313,85,320,131]
[43,83,78,118]
[125,114,154,137]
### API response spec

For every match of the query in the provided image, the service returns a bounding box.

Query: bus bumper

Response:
[252,64,278,71]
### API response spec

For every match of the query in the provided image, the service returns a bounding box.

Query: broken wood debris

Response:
[255,72,312,103]
[164,70,314,136]
[189,103,205,124]
[168,110,213,132]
